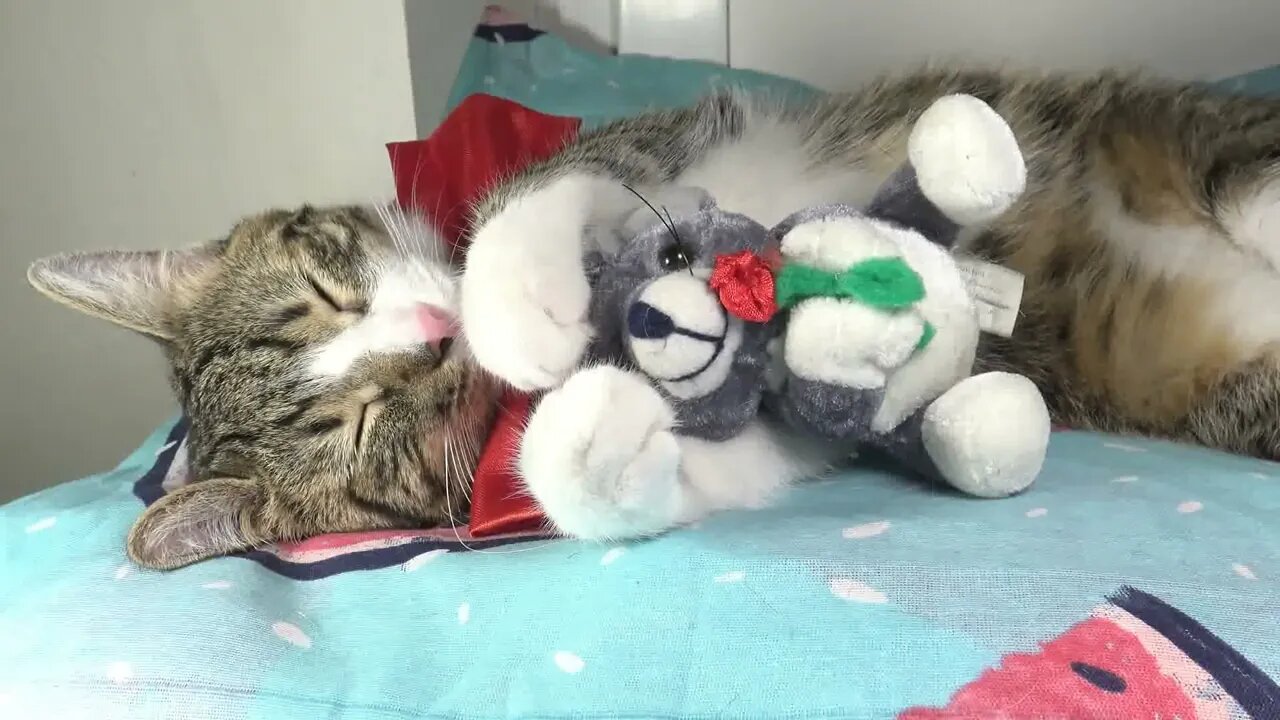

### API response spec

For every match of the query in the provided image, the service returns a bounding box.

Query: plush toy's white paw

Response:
[909,94,1026,226]
[461,176,598,391]
[779,215,901,272]
[519,365,685,540]
[785,297,925,389]
[921,371,1049,497]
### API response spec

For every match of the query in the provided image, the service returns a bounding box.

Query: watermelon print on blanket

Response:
[901,587,1280,719]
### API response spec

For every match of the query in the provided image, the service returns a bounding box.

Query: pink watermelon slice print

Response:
[901,587,1280,719]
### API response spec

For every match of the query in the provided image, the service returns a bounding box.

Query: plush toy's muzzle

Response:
[624,272,746,399]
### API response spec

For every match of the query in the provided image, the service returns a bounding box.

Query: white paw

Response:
[779,215,902,272]
[461,176,600,391]
[922,371,1049,497]
[785,297,925,389]
[519,365,684,539]
[909,94,1026,225]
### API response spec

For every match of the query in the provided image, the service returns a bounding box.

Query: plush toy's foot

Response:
[909,94,1026,226]
[920,371,1050,497]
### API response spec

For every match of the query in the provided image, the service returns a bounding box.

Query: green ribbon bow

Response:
[775,256,935,351]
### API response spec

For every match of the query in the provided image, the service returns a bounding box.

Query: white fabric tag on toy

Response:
[954,257,1024,337]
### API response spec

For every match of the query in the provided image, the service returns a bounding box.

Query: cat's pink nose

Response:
[415,304,457,350]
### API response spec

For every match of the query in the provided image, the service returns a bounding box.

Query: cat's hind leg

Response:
[1186,356,1280,461]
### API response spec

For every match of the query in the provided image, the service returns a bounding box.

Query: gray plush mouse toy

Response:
[585,94,1051,498]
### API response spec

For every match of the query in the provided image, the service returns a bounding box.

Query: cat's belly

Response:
[675,120,884,226]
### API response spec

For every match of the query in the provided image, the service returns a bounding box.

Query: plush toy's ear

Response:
[27,247,217,341]
[906,94,1026,226]
[127,478,266,569]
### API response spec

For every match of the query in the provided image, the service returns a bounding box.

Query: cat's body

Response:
[30,66,1280,565]
[464,67,1280,538]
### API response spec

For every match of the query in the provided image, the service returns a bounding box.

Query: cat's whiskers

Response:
[374,200,445,270]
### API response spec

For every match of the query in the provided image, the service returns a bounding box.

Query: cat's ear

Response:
[27,247,217,340]
[127,478,265,569]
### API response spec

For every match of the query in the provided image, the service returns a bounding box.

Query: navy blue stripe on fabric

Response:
[238,534,547,581]
[133,417,189,506]
[130,416,546,579]
[474,23,544,43]
[1110,586,1280,718]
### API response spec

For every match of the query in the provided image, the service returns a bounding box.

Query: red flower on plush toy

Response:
[709,251,779,323]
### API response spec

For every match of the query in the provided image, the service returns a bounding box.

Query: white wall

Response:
[727,0,1280,90]
[565,1,1280,86]
[0,0,417,502]
[404,0,489,136]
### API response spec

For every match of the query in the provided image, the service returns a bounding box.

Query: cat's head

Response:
[28,204,500,569]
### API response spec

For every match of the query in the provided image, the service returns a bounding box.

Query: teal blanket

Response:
[2,419,1278,717]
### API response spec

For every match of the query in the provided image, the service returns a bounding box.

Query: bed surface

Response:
[2,418,1278,718]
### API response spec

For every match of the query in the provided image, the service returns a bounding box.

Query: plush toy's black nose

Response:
[627,301,675,339]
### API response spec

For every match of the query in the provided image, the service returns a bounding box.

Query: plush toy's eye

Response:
[659,244,694,272]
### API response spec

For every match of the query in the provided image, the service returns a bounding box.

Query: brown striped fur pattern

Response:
[29,205,498,568]
[477,66,1280,461]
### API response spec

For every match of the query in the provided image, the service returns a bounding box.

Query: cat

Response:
[28,204,501,569]
[29,66,1280,565]
[462,67,1280,540]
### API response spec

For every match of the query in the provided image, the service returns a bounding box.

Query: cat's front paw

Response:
[461,176,600,391]
[519,365,684,540]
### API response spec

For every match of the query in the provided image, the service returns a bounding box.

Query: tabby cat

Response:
[30,67,1280,566]
[30,204,498,568]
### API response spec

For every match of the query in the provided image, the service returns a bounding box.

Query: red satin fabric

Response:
[387,93,581,252]
[467,390,548,537]
[387,94,580,536]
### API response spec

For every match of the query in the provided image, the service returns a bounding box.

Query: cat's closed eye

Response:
[354,395,385,451]
[306,274,366,315]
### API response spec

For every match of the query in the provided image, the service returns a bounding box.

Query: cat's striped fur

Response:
[473,66,1280,460]
[29,66,1280,566]
[30,204,499,568]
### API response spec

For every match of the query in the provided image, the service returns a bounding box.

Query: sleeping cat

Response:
[28,204,499,568]
[29,67,1280,567]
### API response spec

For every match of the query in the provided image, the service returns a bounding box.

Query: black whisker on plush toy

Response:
[586,94,1051,498]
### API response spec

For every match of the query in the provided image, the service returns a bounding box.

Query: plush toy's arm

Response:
[783,298,925,391]
[771,206,933,391]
